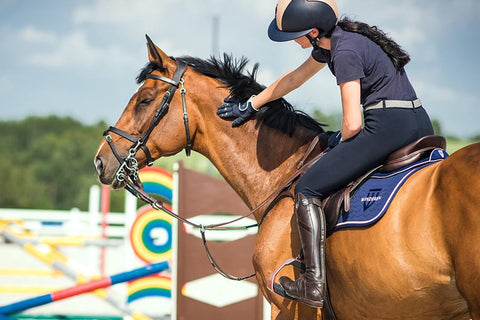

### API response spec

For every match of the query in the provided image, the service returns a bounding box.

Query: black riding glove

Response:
[217,95,258,127]
[327,130,342,148]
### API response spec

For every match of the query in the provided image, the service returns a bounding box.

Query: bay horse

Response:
[94,36,480,319]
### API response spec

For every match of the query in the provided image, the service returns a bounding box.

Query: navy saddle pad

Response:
[333,148,448,231]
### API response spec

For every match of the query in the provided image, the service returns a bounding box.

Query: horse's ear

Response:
[145,34,174,69]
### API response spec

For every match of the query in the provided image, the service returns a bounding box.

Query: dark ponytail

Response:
[336,17,410,70]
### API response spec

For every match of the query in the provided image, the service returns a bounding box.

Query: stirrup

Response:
[267,257,305,298]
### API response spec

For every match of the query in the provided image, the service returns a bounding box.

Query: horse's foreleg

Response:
[252,203,321,319]
[254,261,300,320]
[269,303,291,320]
[268,303,321,320]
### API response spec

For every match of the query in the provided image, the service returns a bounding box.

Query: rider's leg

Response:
[279,192,327,308]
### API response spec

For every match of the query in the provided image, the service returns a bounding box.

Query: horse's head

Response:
[95,35,200,188]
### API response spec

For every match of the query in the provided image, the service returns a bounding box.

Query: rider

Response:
[217,0,434,308]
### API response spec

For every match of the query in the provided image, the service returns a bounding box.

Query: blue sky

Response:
[1,0,479,138]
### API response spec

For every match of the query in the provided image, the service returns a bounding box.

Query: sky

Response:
[1,0,479,138]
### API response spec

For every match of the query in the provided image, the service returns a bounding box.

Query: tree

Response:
[311,109,342,131]
[431,119,443,136]
[0,116,121,210]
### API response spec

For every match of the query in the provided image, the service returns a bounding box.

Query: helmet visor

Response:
[267,19,312,42]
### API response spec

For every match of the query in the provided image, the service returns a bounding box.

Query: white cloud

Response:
[416,80,456,103]
[26,31,97,67]
[25,31,137,68]
[237,0,276,20]
[73,0,165,26]
[339,0,480,40]
[19,26,57,44]
[71,0,275,40]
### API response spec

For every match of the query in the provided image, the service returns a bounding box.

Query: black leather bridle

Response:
[103,61,192,185]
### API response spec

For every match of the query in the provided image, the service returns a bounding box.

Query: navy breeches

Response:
[295,107,434,199]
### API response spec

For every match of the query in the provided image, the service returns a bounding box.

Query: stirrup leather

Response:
[267,257,305,298]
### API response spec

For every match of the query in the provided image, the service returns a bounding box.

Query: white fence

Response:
[0,185,129,239]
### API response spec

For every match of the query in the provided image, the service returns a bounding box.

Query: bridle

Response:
[103,60,192,186]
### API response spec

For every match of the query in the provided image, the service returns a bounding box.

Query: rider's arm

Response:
[250,56,326,109]
[339,79,362,141]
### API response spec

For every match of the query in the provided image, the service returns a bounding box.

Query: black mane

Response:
[136,61,165,84]
[138,54,325,136]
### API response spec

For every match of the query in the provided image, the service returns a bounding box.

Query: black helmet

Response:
[268,0,338,42]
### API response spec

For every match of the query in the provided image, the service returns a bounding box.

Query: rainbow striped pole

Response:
[0,261,169,316]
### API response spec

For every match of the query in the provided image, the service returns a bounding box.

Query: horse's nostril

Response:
[95,157,104,175]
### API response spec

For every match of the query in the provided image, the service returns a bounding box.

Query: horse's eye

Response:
[138,98,154,107]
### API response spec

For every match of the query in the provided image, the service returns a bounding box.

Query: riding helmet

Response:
[268,0,338,42]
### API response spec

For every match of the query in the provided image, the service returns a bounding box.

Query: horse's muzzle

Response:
[94,156,125,189]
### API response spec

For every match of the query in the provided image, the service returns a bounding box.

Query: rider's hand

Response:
[328,130,342,148]
[217,95,259,127]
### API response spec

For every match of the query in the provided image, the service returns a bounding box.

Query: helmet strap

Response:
[305,34,320,49]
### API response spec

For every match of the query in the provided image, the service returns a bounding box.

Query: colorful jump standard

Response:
[0,261,169,316]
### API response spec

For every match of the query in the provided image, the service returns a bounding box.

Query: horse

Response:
[94,36,480,320]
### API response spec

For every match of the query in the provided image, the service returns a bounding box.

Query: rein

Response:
[123,135,324,230]
[102,60,328,281]
[120,135,326,281]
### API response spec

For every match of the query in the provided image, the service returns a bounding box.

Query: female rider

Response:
[217,0,434,308]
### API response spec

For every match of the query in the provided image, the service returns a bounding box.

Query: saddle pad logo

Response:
[361,188,382,211]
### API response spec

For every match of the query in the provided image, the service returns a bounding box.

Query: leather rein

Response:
[102,60,327,281]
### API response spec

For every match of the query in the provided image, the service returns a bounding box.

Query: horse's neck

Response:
[200,119,315,212]
[187,76,318,215]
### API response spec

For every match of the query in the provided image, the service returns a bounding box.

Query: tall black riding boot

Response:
[279,192,326,308]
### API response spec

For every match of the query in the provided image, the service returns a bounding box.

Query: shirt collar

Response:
[329,25,343,53]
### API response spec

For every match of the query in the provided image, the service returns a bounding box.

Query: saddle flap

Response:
[322,189,347,233]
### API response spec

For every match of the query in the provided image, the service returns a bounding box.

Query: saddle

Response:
[322,135,446,232]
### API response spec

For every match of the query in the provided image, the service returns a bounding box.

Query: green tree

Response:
[311,109,342,131]
[0,115,216,212]
[0,116,114,210]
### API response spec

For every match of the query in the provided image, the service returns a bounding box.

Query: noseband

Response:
[103,61,192,184]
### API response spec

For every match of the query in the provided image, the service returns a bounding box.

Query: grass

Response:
[446,138,479,154]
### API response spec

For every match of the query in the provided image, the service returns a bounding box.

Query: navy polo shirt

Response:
[312,26,417,108]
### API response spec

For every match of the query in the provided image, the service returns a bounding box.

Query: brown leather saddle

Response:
[322,135,446,232]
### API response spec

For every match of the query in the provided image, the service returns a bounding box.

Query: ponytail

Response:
[336,17,410,70]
